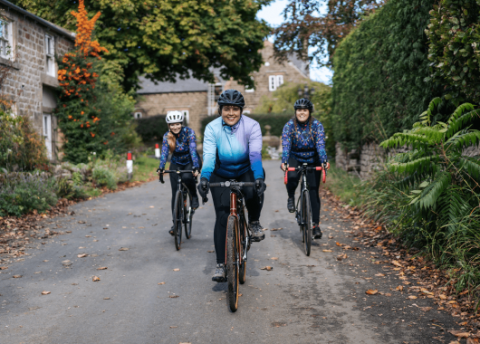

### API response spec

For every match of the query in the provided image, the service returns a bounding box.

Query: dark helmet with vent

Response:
[294,98,313,112]
[217,89,245,109]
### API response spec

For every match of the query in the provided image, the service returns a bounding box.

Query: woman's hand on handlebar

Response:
[192,169,199,177]
[281,163,288,172]
[156,168,164,175]
[325,162,330,170]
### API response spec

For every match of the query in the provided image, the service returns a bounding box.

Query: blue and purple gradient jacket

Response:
[201,115,264,181]
[158,126,200,170]
[281,118,328,164]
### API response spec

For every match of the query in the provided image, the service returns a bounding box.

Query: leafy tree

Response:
[425,0,480,104]
[13,0,272,91]
[273,0,383,66]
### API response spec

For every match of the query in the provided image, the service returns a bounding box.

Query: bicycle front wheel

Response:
[226,215,239,312]
[183,190,193,239]
[173,190,183,251]
[239,216,247,285]
[302,190,313,256]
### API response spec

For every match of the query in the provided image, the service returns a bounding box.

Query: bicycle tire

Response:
[239,216,247,285]
[173,190,183,251]
[302,190,312,256]
[226,215,239,312]
[183,188,193,239]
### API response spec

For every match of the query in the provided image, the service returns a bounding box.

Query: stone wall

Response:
[0,4,75,161]
[135,91,208,136]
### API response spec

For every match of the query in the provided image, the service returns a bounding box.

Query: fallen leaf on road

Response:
[207,250,214,253]
[41,291,51,295]
[366,289,378,295]
[408,296,417,300]
[97,267,107,270]
[306,265,316,267]
[275,210,279,212]
[119,247,129,251]
[375,273,385,277]
[158,282,165,285]
[336,242,343,247]
[467,338,480,344]
[170,326,177,329]
[0,266,8,270]
[149,206,154,208]
[271,234,276,237]
[77,253,88,258]
[78,221,86,224]
[92,276,100,282]
[449,330,470,338]
[239,294,243,297]
[173,269,180,272]
[385,293,392,296]
[179,342,191,344]
[392,260,402,267]
[12,275,22,278]
[271,228,283,231]
[421,307,432,312]
[260,266,273,271]
[337,253,348,261]
[271,257,278,260]
[78,246,85,249]
[322,250,332,253]
[262,228,268,231]
[439,294,448,300]
[169,295,179,298]
[271,322,287,327]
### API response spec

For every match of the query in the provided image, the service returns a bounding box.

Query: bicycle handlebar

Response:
[158,169,196,184]
[284,166,326,185]
[209,181,256,188]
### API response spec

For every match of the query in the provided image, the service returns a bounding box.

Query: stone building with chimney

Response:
[135,40,310,135]
[0,0,75,161]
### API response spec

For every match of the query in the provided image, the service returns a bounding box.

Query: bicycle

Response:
[207,180,255,312]
[159,169,197,250]
[284,163,326,256]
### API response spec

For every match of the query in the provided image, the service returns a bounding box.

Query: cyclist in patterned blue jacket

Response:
[281,98,330,239]
[197,89,267,282]
[157,111,201,236]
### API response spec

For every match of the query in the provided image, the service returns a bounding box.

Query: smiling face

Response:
[169,123,182,134]
[295,108,310,123]
[221,105,242,126]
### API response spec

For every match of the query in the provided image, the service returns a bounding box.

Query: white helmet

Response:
[166,111,184,124]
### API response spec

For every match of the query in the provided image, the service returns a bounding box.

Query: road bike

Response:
[159,169,197,250]
[208,180,255,312]
[284,163,326,256]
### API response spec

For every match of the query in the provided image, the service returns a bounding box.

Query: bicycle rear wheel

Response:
[183,189,193,239]
[226,215,239,312]
[173,190,183,251]
[302,190,313,256]
[239,216,247,285]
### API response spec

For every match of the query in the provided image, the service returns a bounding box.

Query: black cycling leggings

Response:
[286,157,321,224]
[169,162,198,215]
[211,169,263,264]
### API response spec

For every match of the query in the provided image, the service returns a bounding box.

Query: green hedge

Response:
[135,115,168,144]
[331,0,452,150]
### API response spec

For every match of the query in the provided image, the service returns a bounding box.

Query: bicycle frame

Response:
[226,189,250,265]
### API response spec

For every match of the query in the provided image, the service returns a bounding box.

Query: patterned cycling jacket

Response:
[201,115,264,181]
[158,126,200,170]
[281,118,328,164]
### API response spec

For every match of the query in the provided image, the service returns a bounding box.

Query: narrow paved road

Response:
[0,161,459,343]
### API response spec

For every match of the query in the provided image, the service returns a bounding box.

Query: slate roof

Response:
[137,74,210,94]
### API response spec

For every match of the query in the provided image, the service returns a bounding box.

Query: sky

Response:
[256,0,333,85]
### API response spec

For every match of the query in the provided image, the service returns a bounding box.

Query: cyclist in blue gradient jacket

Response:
[157,111,201,236]
[281,98,330,240]
[197,89,266,282]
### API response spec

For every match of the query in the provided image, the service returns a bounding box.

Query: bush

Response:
[0,110,48,171]
[92,167,117,190]
[0,173,58,217]
[134,115,168,144]
[331,0,453,151]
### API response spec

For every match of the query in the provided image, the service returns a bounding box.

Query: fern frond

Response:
[444,109,480,139]
[381,133,432,149]
[416,171,451,209]
[445,130,480,150]
[447,103,476,125]
[417,97,441,126]
[388,156,436,175]
[411,127,443,143]
[458,157,480,181]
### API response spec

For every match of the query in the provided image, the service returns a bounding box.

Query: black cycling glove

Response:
[255,178,266,197]
[197,177,209,200]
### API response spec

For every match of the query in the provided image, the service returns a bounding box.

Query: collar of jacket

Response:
[222,116,242,134]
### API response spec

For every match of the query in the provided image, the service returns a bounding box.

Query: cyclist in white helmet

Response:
[157,111,201,236]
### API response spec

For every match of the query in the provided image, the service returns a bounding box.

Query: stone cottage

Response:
[0,0,75,162]
[135,40,310,135]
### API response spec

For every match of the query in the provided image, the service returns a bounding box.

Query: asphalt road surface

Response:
[0,161,460,344]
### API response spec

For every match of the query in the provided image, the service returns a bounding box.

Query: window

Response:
[45,35,55,76]
[243,110,251,114]
[269,74,284,92]
[43,114,52,160]
[134,112,142,119]
[245,77,254,93]
[0,20,12,59]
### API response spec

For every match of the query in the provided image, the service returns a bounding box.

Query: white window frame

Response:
[276,75,284,88]
[0,20,12,59]
[134,112,142,119]
[245,77,255,93]
[45,35,55,77]
[269,74,285,92]
[43,114,52,160]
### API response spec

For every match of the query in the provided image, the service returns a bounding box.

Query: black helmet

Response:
[217,89,245,109]
[294,98,313,112]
